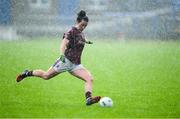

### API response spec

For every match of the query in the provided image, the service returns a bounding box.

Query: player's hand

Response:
[60,55,65,63]
[86,41,93,44]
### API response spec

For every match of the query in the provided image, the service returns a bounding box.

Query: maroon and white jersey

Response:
[63,27,86,64]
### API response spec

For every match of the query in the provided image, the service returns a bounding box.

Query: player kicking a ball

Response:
[16,10,101,106]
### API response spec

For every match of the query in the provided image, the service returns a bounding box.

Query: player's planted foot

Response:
[86,96,101,106]
[16,70,33,82]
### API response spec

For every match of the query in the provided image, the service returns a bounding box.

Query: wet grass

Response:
[0,39,179,118]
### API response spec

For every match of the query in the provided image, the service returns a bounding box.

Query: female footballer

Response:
[16,10,101,106]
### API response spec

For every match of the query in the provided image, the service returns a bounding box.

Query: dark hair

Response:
[77,10,89,23]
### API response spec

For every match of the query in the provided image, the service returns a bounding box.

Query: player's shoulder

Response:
[63,27,75,39]
[63,27,73,37]
[66,27,81,36]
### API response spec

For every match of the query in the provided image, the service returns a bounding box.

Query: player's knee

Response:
[43,73,51,80]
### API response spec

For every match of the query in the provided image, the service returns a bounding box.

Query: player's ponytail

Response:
[77,10,89,23]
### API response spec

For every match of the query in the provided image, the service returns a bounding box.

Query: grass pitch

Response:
[0,38,179,118]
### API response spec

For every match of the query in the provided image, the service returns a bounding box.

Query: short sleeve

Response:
[63,30,72,40]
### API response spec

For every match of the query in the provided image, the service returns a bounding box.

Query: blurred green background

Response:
[0,39,179,118]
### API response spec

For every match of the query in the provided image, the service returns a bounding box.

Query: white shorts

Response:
[52,57,84,73]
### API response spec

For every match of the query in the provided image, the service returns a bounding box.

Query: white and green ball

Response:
[99,97,113,107]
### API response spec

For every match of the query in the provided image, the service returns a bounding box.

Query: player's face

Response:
[77,20,88,31]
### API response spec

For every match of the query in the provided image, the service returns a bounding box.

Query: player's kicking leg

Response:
[16,67,59,82]
[70,68,101,106]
